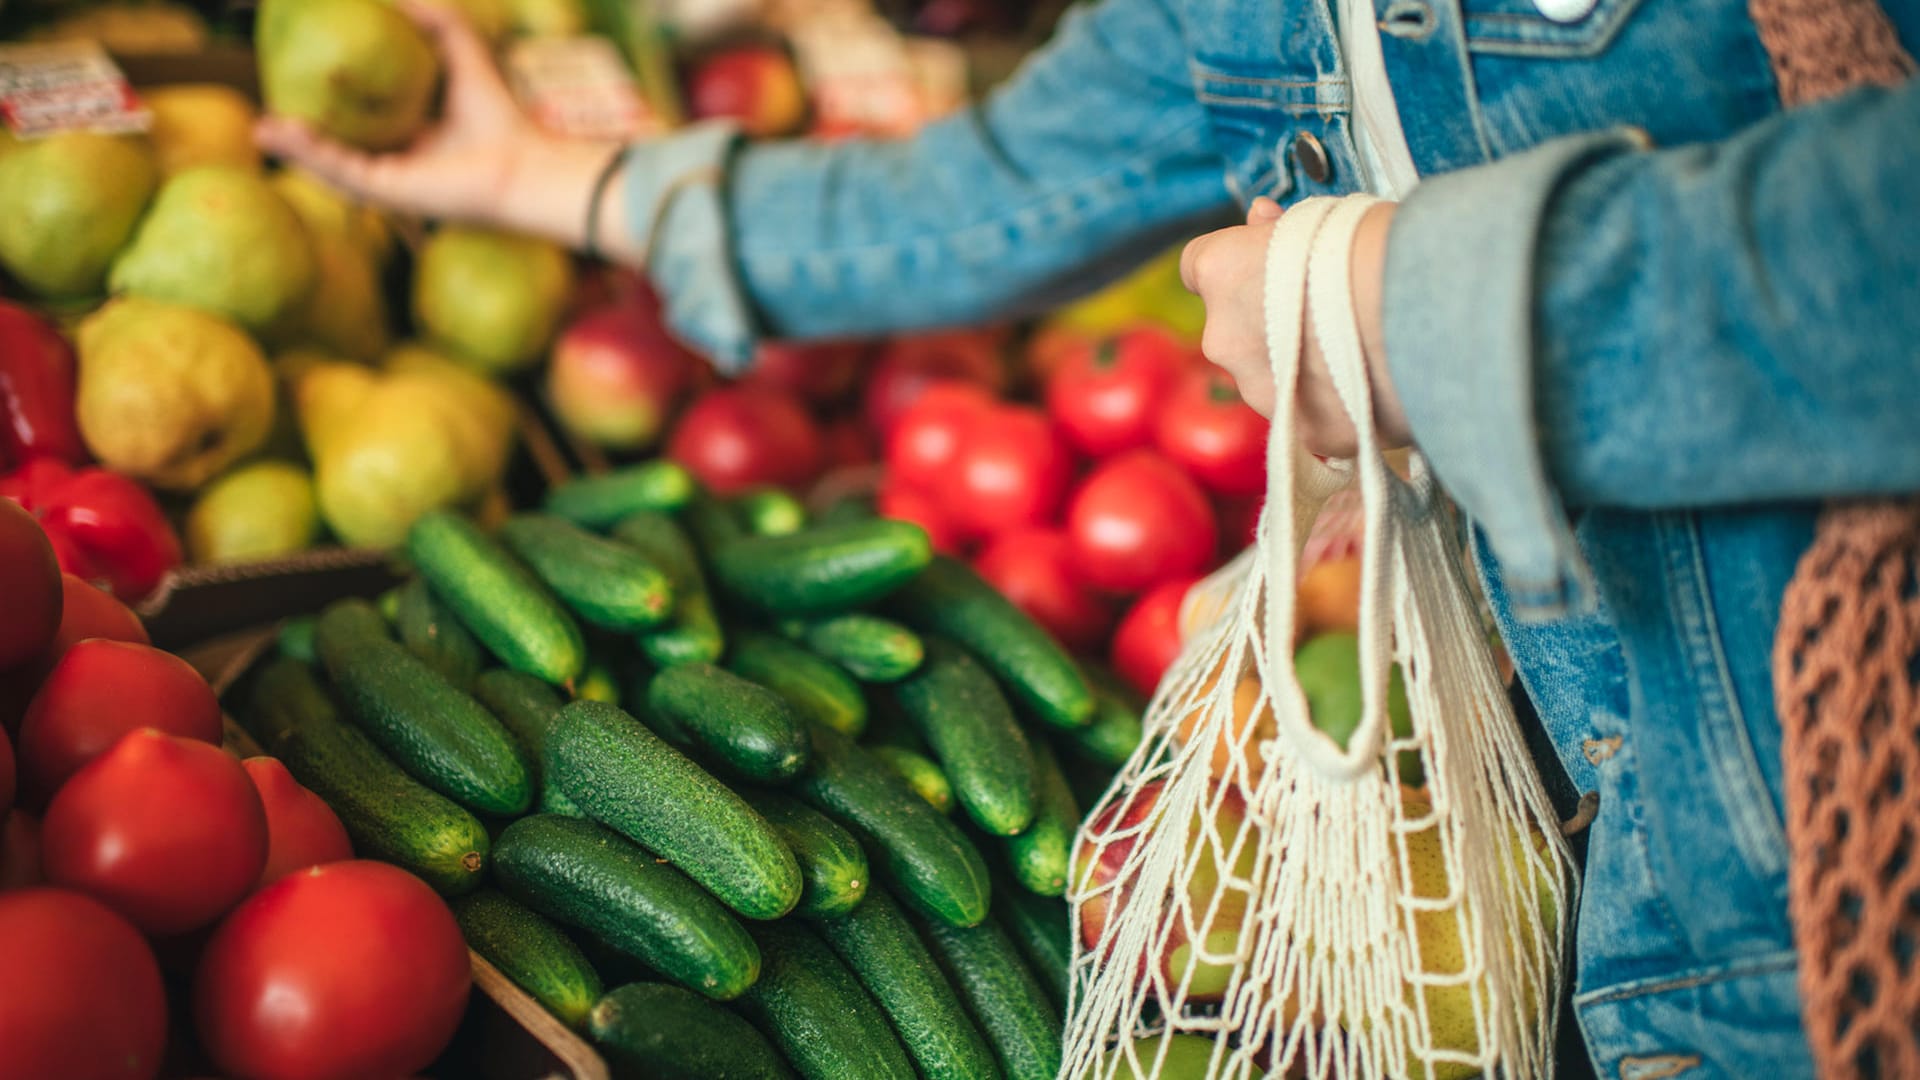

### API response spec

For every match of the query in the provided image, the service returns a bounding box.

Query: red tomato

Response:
[667,387,826,494]
[0,811,40,890]
[1,574,148,737]
[972,529,1114,653]
[1043,329,1185,457]
[196,861,471,1080]
[1067,450,1219,594]
[1110,578,1199,698]
[17,639,221,808]
[0,888,167,1080]
[744,340,871,405]
[885,381,996,491]
[876,481,964,556]
[0,498,60,670]
[42,730,268,934]
[243,757,353,889]
[943,406,1075,538]
[1155,368,1270,496]
[862,328,1009,437]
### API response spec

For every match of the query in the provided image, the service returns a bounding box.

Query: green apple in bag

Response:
[1294,631,1420,785]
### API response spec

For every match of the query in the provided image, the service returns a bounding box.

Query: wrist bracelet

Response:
[582,144,632,262]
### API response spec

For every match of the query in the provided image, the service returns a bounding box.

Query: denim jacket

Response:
[619,3,1920,1075]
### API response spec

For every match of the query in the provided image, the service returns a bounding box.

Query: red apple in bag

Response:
[1075,779,1257,1002]
[546,297,699,451]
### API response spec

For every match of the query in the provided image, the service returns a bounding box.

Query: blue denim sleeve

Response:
[1383,79,1920,621]
[619,0,1237,371]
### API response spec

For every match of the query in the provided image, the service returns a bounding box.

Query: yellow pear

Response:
[257,0,440,152]
[0,132,156,299]
[29,3,209,52]
[282,227,390,361]
[143,85,260,176]
[75,298,275,490]
[384,342,517,441]
[272,169,395,267]
[311,384,467,548]
[187,461,320,563]
[1387,797,1560,1080]
[380,373,511,499]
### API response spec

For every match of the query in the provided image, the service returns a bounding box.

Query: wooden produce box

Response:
[184,625,613,1080]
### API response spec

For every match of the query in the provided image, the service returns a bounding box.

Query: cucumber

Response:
[734,487,807,537]
[493,814,760,1000]
[394,578,484,690]
[545,460,697,529]
[1002,740,1077,897]
[541,782,585,818]
[890,637,1035,836]
[814,493,874,527]
[407,511,586,687]
[645,664,809,783]
[314,600,534,816]
[244,658,488,895]
[918,914,1063,1080]
[740,789,868,919]
[678,491,748,552]
[994,876,1072,1010]
[473,669,564,777]
[277,615,316,663]
[611,511,725,666]
[499,513,674,633]
[890,556,1093,729]
[711,520,932,617]
[589,982,791,1080]
[814,890,998,1080]
[725,631,867,737]
[871,746,953,815]
[545,701,802,920]
[799,615,923,683]
[735,921,916,1080]
[793,724,990,928]
[1067,668,1146,768]
[452,888,602,1028]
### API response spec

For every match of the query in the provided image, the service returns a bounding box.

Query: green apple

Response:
[1294,632,1419,784]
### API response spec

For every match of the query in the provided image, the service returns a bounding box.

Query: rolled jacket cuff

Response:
[1381,127,1649,622]
[620,120,762,372]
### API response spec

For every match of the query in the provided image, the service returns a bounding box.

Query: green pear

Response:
[257,0,440,152]
[187,461,321,563]
[272,168,395,266]
[281,226,390,361]
[109,166,316,333]
[75,298,276,491]
[412,227,574,375]
[143,84,260,176]
[0,132,157,299]
[1294,631,1417,782]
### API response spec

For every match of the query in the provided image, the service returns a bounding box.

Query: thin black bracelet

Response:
[581,144,632,262]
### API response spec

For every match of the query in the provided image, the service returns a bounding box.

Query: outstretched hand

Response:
[255,0,625,249]
[1180,196,1409,459]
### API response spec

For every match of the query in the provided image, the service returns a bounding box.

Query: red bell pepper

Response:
[1,460,182,603]
[0,302,88,467]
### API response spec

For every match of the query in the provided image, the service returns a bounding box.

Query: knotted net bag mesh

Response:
[1064,196,1574,1080]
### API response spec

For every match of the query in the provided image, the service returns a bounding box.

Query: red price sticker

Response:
[0,42,149,138]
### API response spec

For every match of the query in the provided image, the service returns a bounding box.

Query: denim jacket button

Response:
[1532,0,1599,21]
[1291,132,1332,184]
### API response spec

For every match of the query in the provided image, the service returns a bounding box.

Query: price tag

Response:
[505,36,663,141]
[0,42,150,138]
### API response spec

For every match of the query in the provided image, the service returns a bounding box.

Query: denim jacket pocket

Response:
[1462,0,1648,56]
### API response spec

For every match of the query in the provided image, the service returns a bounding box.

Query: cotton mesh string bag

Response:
[1064,194,1575,1080]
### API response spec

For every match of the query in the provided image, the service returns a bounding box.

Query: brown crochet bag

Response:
[1760,7,1919,1074]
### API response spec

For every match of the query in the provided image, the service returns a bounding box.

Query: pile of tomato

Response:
[0,500,470,1080]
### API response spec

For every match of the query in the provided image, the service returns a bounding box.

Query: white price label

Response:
[0,42,150,138]
[506,36,662,141]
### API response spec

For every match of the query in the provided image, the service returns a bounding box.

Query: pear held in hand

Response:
[257,0,441,151]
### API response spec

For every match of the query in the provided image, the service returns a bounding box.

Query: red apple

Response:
[742,340,871,405]
[546,297,699,451]
[687,46,807,139]
[1075,779,1257,1002]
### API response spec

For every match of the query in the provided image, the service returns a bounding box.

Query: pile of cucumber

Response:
[240,460,1147,1080]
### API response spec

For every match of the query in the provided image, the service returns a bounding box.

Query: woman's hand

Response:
[255,1,626,249]
[1179,197,1409,458]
